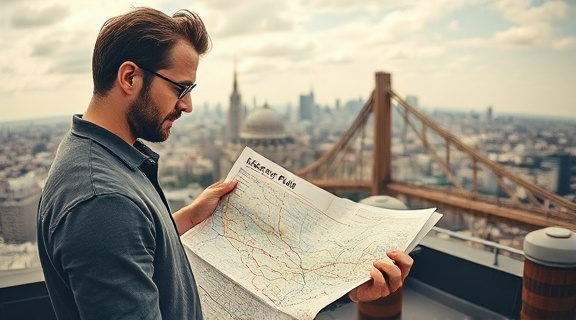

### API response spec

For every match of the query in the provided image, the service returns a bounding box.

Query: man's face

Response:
[125,87,180,142]
[126,40,199,142]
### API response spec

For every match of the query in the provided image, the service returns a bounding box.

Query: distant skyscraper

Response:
[299,90,315,121]
[555,153,572,196]
[487,106,493,122]
[226,66,244,143]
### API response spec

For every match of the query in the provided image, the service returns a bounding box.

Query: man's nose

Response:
[177,95,193,113]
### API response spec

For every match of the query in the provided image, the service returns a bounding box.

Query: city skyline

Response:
[1,0,575,122]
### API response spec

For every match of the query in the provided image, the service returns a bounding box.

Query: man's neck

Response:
[83,95,137,145]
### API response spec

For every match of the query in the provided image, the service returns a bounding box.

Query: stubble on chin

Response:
[126,91,167,143]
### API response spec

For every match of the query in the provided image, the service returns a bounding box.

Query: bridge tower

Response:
[373,72,392,195]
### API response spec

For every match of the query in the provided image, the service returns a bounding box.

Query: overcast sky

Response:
[1,0,575,122]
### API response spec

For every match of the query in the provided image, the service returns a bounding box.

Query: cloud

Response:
[444,55,475,70]
[299,0,412,12]
[47,50,92,74]
[247,40,315,60]
[493,24,551,48]
[385,42,445,61]
[0,66,15,75]
[494,0,568,24]
[31,38,64,57]
[367,0,469,45]
[44,34,93,75]
[240,60,281,76]
[553,37,576,50]
[0,20,93,98]
[448,20,459,32]
[488,0,569,48]
[452,37,490,48]
[11,3,70,28]
[0,0,22,6]
[316,51,355,65]
[203,1,294,37]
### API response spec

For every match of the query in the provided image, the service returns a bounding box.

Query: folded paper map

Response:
[181,147,442,319]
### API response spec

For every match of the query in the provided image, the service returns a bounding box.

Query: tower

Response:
[226,64,243,143]
[298,89,315,121]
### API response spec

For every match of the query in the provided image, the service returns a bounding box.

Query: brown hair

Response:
[92,7,211,97]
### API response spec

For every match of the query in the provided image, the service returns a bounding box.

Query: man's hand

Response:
[173,180,238,235]
[348,250,413,302]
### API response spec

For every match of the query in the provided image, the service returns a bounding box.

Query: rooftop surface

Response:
[317,277,509,320]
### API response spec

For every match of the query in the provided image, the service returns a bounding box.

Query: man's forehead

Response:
[166,40,200,73]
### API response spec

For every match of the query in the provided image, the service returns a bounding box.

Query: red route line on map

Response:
[221,197,377,280]
[210,168,384,306]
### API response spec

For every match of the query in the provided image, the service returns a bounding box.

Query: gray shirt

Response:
[37,115,203,320]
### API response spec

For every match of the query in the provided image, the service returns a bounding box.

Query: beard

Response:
[126,89,181,142]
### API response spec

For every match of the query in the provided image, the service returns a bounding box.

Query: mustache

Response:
[165,111,182,122]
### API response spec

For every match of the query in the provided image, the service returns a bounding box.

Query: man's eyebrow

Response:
[179,80,195,86]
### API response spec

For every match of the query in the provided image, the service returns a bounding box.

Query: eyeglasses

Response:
[139,66,196,99]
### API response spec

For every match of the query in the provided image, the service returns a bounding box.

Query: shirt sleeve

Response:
[51,193,161,320]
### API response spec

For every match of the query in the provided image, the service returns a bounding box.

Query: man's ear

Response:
[117,61,139,95]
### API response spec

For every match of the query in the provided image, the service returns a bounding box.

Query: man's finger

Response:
[387,250,413,282]
[205,180,237,197]
[373,260,402,293]
[370,265,386,289]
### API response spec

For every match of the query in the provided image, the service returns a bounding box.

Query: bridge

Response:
[295,72,575,234]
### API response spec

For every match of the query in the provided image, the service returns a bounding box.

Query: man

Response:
[37,7,414,319]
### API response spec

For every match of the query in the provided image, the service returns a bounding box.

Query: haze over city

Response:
[1,0,575,122]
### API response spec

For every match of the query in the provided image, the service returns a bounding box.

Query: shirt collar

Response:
[70,114,159,170]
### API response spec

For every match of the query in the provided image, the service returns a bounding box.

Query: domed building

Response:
[239,103,294,148]
[220,103,297,179]
[218,68,311,180]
